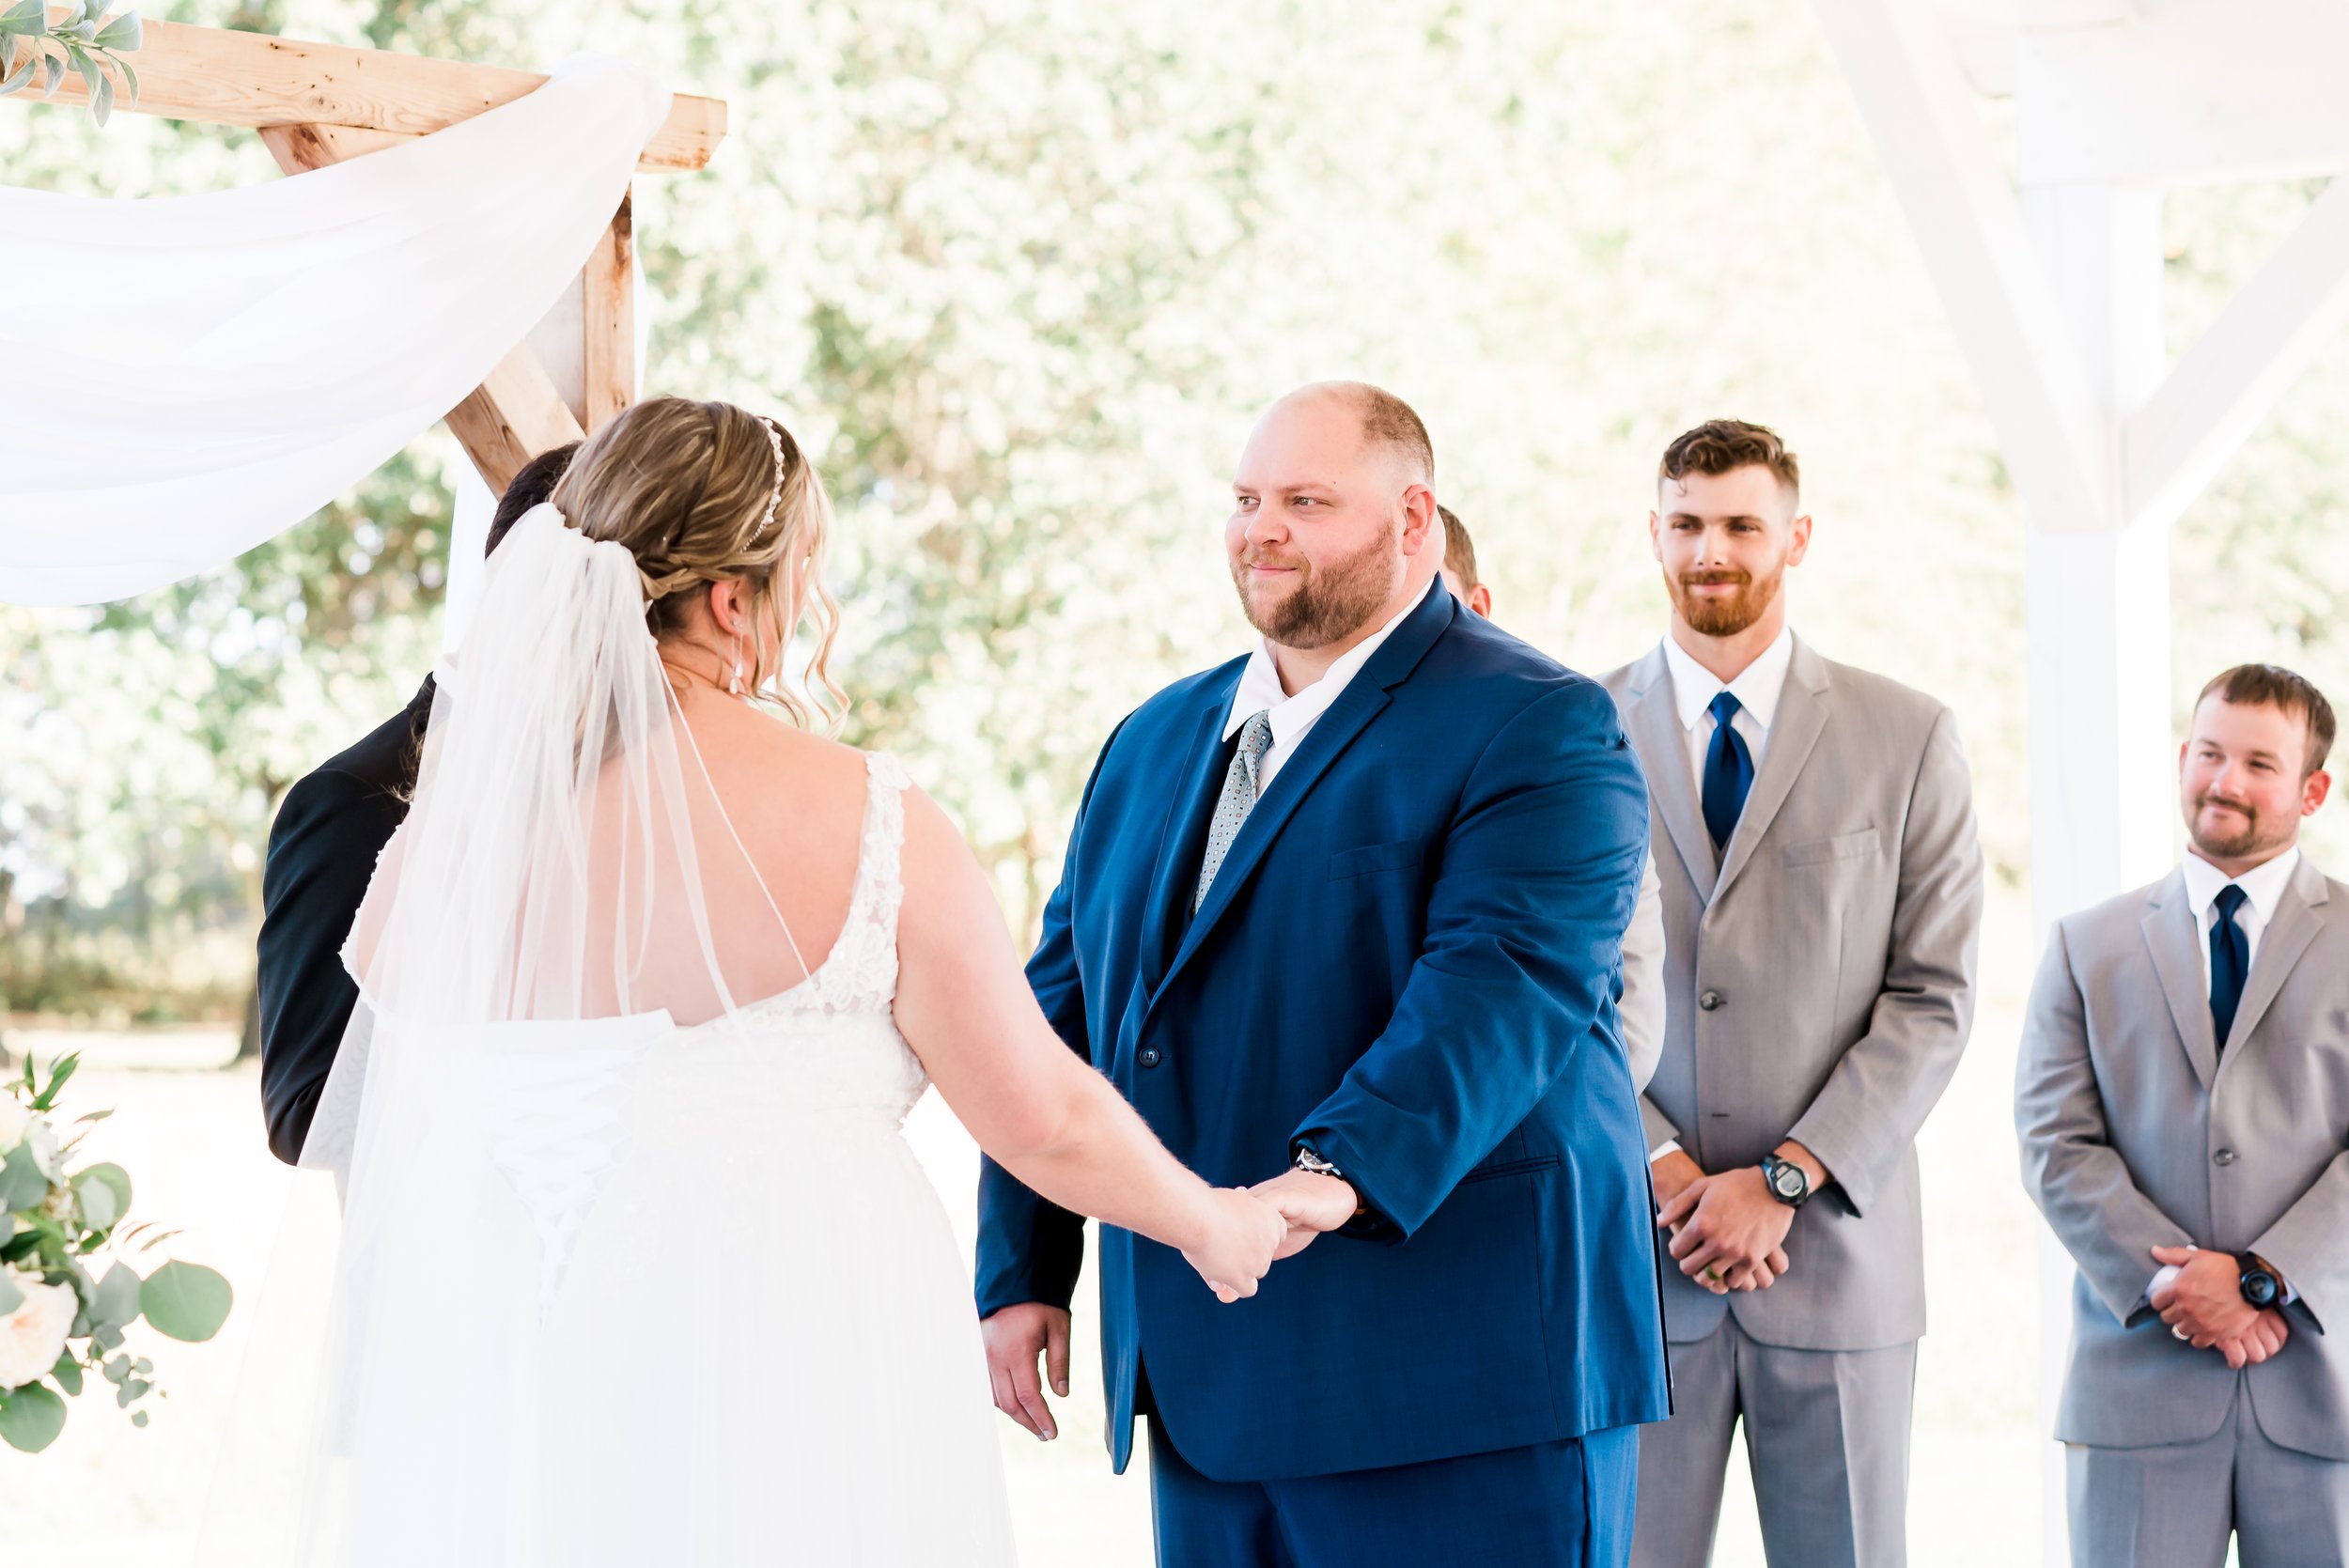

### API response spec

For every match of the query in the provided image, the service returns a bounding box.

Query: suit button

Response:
[2214,1148,2237,1167]
[1139,1047,1162,1068]
[1699,990,1723,1012]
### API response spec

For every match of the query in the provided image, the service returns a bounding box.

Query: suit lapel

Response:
[1152,586,1454,1008]
[1713,638,1830,902]
[1139,674,1242,992]
[2222,856,2330,1063]
[1620,646,1716,900]
[2142,872,2218,1094]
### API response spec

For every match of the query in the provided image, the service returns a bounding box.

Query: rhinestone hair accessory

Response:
[751,416,787,543]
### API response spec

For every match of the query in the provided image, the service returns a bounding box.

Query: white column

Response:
[2018,180,2174,1568]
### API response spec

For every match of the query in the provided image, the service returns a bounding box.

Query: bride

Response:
[289,396,1286,1564]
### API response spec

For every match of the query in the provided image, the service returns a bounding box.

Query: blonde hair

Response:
[552,396,846,728]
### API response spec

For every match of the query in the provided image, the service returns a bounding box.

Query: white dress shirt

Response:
[2148,845,2306,1310]
[1220,576,1437,793]
[1648,625,1797,1161]
[1659,623,1797,801]
[1621,853,1667,1092]
[2180,845,2302,988]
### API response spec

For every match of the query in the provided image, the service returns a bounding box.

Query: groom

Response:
[977,383,1669,1566]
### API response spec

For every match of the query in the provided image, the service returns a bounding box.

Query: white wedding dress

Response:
[282,512,1019,1566]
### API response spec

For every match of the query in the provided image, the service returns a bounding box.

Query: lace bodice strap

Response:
[833,750,910,1007]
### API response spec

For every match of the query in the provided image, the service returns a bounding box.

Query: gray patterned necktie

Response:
[1193,710,1274,913]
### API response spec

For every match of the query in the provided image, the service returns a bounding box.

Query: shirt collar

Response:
[1222,576,1436,741]
[1661,623,1796,735]
[2182,844,2303,924]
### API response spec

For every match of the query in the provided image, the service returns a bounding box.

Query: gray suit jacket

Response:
[2016,858,2349,1459]
[1601,636,1983,1351]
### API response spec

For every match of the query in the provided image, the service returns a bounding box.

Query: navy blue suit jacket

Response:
[975,586,1672,1482]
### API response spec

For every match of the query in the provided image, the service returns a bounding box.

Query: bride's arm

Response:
[893,786,1283,1299]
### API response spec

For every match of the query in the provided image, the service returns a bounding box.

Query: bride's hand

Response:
[1180,1188,1289,1304]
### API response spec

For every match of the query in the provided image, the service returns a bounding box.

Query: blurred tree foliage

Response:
[2,0,2343,1023]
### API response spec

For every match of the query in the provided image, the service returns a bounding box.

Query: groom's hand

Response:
[1248,1169,1360,1260]
[981,1303,1071,1441]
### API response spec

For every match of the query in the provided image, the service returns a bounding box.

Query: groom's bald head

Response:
[1267,381,1435,489]
[1228,382,1443,650]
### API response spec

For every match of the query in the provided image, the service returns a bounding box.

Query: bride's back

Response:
[448,393,883,1031]
[664,691,876,1016]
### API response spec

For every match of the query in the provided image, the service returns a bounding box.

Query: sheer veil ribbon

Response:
[276,505,752,1563]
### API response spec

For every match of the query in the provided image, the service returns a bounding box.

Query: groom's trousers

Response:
[1145,1415,1639,1568]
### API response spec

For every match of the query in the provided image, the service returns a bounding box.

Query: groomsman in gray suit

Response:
[2017,663,2349,1567]
[1600,421,1983,1568]
[1439,504,1667,1093]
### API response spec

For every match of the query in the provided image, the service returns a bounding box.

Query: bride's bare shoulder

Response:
[688,700,870,806]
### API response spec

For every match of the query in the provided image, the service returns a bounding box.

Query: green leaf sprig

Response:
[0,3,141,127]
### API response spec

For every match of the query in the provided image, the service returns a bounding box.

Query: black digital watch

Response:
[2237,1252,2282,1310]
[1761,1153,1812,1210]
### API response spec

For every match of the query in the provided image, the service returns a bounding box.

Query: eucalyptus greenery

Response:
[0,1052,232,1453]
[0,1,140,126]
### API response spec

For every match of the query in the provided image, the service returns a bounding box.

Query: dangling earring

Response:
[728,630,746,697]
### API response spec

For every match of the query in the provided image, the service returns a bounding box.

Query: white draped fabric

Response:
[0,54,669,607]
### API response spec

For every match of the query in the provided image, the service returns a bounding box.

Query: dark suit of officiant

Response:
[256,679,432,1164]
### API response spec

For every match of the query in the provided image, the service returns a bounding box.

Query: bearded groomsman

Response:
[1601,420,1983,1568]
[2017,665,2349,1567]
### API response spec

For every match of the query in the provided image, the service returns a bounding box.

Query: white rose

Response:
[0,1273,77,1389]
[0,1096,28,1152]
[23,1117,61,1182]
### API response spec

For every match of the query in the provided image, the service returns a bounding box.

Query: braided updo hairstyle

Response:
[551,396,845,728]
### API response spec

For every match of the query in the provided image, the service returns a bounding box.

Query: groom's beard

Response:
[1233,528,1402,649]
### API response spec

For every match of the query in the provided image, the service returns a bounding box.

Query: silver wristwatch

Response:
[1294,1144,1373,1221]
[1292,1145,1345,1181]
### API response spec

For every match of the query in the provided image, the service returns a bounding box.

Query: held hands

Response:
[2151,1246,2292,1368]
[1246,1169,1361,1261]
[1655,1154,1796,1295]
[1181,1187,1291,1304]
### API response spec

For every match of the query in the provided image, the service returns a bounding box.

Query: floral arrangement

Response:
[0,3,141,125]
[0,1052,232,1453]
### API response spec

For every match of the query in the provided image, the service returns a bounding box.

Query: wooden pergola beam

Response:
[446,345,591,492]
[34,18,725,172]
[20,18,692,492]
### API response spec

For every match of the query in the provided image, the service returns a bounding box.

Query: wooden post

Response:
[581,193,636,433]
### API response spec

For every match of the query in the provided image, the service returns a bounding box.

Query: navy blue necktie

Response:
[1701,691,1754,852]
[2209,883,2250,1053]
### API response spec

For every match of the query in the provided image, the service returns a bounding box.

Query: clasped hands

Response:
[1650,1142,1823,1295]
[2149,1244,2291,1369]
[1184,1167,1361,1300]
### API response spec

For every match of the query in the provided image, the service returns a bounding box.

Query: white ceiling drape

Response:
[0,54,669,606]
